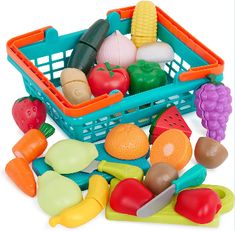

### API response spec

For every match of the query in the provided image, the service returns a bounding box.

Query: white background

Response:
[0,0,234,231]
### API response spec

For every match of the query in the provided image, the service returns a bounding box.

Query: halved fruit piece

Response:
[149,106,192,144]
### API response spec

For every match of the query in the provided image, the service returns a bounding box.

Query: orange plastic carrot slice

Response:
[150,129,192,170]
[5,157,36,197]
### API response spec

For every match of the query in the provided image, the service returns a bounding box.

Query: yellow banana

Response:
[131,0,157,48]
[49,175,109,228]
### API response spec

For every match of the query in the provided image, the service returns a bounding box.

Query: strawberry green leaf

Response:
[16,95,41,103]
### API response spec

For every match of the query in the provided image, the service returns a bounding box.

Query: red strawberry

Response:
[175,188,222,224]
[12,96,47,133]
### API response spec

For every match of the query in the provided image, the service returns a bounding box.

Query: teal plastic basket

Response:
[7,7,223,142]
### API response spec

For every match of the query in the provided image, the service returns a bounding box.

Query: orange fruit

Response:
[105,124,149,160]
[150,129,192,170]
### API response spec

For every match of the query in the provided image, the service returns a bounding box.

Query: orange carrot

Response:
[5,157,36,197]
[150,129,192,170]
[12,123,55,163]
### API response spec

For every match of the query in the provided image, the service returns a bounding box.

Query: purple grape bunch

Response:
[195,83,232,142]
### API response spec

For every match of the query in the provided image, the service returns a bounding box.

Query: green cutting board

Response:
[106,179,234,227]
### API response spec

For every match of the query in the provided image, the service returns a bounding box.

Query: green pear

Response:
[45,139,98,174]
[37,171,83,216]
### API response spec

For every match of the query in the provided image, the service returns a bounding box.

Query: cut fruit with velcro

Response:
[149,106,192,144]
[150,129,192,171]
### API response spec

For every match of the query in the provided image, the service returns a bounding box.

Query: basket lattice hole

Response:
[94,124,106,131]
[111,112,122,118]
[164,65,170,74]
[125,108,137,114]
[182,60,191,70]
[139,103,151,110]
[172,62,180,72]
[52,108,60,119]
[84,121,93,126]
[66,49,73,57]
[36,91,42,97]
[138,117,150,124]
[169,68,176,78]
[52,61,64,70]
[69,126,74,131]
[164,118,168,122]
[38,65,50,73]
[63,121,68,126]
[95,131,106,137]
[168,116,173,119]
[174,53,181,63]
[98,117,108,122]
[30,59,35,65]
[180,105,191,111]
[109,119,121,126]
[152,114,157,120]
[154,99,166,105]
[52,52,64,61]
[44,74,51,79]
[181,125,185,128]
[54,70,62,78]
[83,129,91,134]
[37,56,49,65]
[169,95,179,100]
[84,135,91,141]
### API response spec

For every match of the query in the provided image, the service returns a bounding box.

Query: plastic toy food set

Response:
[5,0,234,229]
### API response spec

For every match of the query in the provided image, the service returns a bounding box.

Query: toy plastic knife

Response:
[82,160,144,181]
[137,164,207,217]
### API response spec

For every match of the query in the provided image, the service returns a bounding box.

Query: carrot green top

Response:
[40,123,55,138]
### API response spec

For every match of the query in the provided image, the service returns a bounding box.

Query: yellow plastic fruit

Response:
[49,175,109,228]
[131,1,157,48]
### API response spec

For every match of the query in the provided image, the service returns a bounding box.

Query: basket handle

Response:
[108,6,224,82]
[7,27,124,117]
[7,27,52,92]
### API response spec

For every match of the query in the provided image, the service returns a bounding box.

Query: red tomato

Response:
[88,62,130,97]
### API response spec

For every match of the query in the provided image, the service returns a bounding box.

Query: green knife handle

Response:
[172,164,207,194]
[98,160,144,181]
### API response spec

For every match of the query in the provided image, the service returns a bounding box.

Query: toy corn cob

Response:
[131,1,157,48]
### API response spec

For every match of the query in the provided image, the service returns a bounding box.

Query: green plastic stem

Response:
[39,123,55,138]
[16,95,41,103]
[208,74,223,85]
